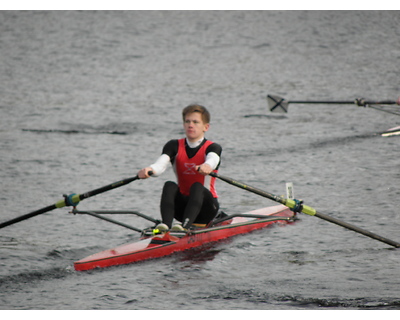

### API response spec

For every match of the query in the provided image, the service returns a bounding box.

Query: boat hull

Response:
[74,204,295,271]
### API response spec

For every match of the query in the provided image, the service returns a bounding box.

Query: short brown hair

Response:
[182,104,210,124]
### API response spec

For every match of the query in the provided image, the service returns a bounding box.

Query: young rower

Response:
[137,104,222,232]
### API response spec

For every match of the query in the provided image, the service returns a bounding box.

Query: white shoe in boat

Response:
[170,223,186,232]
[155,223,169,232]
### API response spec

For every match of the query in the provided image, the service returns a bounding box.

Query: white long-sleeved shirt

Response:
[150,137,221,176]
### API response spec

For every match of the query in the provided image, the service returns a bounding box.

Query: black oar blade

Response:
[267,94,289,113]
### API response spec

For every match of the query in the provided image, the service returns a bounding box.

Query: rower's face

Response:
[183,112,209,142]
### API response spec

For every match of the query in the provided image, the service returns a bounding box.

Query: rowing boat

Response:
[74,205,296,271]
[73,204,297,271]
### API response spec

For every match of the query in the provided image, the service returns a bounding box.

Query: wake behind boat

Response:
[73,204,297,271]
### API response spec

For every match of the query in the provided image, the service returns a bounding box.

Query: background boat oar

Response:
[0,175,141,229]
[267,94,400,114]
[210,172,400,248]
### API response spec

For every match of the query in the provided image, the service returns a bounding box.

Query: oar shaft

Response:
[78,176,139,201]
[0,204,57,229]
[314,211,400,248]
[210,173,286,205]
[211,172,400,248]
[290,100,355,105]
[0,175,140,229]
[289,100,398,105]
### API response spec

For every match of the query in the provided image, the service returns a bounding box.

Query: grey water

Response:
[1,11,400,310]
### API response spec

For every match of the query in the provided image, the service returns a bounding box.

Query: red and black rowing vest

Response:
[173,138,218,198]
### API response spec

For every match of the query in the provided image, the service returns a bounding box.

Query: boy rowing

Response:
[138,104,222,232]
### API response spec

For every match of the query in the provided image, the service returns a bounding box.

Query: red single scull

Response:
[74,204,296,271]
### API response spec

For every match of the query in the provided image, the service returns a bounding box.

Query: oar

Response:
[267,94,400,113]
[210,172,400,248]
[0,175,141,229]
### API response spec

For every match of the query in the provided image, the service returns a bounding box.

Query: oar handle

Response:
[289,100,356,105]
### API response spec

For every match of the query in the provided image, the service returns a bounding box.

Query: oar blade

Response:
[267,94,289,113]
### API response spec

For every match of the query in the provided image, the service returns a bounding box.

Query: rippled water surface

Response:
[1,11,400,310]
